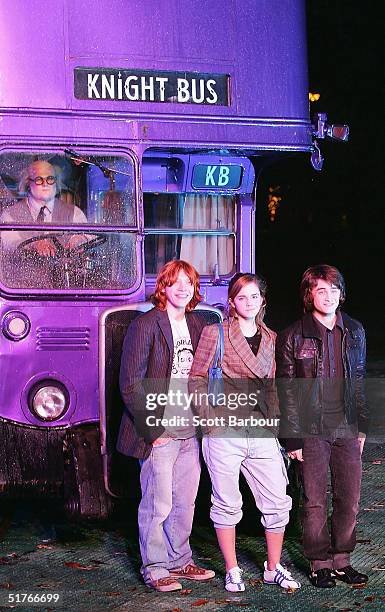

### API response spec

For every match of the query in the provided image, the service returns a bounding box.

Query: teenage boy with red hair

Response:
[117,260,215,592]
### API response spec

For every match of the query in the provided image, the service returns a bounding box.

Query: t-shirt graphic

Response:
[172,342,194,378]
[165,317,195,438]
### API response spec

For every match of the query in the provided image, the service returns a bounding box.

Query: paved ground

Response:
[1,439,385,612]
[1,362,384,611]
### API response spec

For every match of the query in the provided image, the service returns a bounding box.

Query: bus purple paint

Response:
[0,0,344,516]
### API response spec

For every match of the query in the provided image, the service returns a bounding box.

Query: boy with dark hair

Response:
[276,264,369,588]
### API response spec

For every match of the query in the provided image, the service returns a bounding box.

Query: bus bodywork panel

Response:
[0,302,100,426]
[0,115,311,151]
[0,0,311,151]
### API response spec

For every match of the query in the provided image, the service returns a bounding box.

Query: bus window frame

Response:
[142,190,238,280]
[0,144,143,297]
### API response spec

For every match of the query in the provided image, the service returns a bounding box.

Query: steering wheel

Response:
[17,232,107,257]
[17,233,66,257]
[16,233,108,289]
[67,233,107,255]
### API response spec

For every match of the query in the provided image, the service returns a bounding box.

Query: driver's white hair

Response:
[18,160,63,195]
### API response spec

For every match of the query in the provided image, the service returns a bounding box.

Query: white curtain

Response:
[180,194,234,274]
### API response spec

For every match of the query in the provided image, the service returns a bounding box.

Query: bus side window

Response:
[143,192,236,276]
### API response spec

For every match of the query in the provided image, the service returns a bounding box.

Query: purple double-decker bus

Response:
[0,0,346,517]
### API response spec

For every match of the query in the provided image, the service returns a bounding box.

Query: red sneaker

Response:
[147,577,182,592]
[170,563,215,581]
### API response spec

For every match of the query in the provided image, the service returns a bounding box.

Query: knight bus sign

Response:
[74,67,230,105]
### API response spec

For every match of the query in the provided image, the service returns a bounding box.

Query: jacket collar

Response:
[156,309,174,353]
[155,308,201,352]
[302,310,344,339]
[228,317,273,378]
[302,312,323,339]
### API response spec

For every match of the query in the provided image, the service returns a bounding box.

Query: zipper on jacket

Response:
[314,338,324,434]
[342,328,350,377]
[342,327,350,413]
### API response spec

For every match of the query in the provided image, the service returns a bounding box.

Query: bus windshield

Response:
[0,151,137,292]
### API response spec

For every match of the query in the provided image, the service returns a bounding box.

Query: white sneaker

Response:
[225,566,245,592]
[263,561,301,590]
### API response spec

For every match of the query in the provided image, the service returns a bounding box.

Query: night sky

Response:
[256,0,383,357]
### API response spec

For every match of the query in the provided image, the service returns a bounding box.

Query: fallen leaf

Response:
[356,539,371,544]
[0,556,18,566]
[179,589,192,595]
[37,544,53,550]
[351,584,367,589]
[285,587,298,594]
[64,561,98,570]
[105,591,121,597]
[0,551,32,564]
[215,598,250,606]
[191,600,209,607]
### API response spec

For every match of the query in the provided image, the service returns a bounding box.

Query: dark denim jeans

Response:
[301,437,362,570]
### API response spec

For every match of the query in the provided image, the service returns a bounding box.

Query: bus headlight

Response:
[2,311,30,341]
[30,384,68,421]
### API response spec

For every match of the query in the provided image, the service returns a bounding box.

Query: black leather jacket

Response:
[276,311,369,451]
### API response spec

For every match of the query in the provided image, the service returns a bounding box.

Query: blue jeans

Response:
[301,437,362,570]
[138,437,201,582]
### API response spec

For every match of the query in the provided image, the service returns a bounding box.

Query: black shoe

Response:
[331,566,368,585]
[309,568,336,588]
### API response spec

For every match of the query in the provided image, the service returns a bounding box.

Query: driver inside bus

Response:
[0,160,88,254]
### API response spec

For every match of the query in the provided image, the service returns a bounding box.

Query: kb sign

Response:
[192,165,243,189]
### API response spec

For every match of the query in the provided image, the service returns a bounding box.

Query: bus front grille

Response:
[36,327,90,351]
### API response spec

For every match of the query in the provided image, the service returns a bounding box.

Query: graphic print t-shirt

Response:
[164,316,195,438]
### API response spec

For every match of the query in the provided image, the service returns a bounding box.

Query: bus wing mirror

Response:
[312,112,349,141]
[325,124,349,141]
[311,113,349,170]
